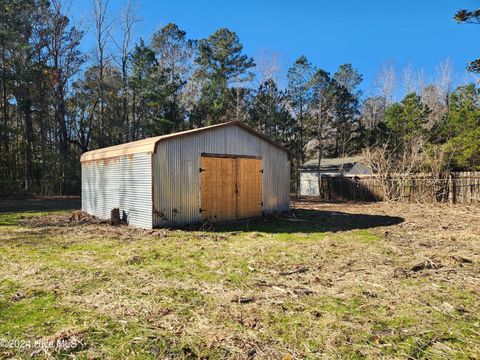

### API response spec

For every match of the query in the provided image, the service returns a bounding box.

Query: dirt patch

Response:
[18,212,171,240]
[21,211,105,227]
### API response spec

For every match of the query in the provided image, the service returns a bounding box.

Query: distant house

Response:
[299,156,371,196]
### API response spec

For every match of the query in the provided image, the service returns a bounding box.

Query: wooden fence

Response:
[316,172,480,206]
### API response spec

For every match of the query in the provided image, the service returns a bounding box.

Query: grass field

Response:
[0,199,479,359]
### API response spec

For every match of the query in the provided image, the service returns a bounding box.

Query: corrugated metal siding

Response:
[82,157,121,220]
[82,153,152,229]
[152,125,289,227]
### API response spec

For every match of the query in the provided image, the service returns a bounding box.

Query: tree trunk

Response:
[1,45,8,153]
[131,90,137,140]
[23,102,33,190]
[122,58,129,142]
[296,106,304,197]
[317,142,323,198]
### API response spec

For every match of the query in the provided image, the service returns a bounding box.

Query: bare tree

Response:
[435,59,453,105]
[92,0,112,146]
[361,96,386,130]
[255,49,282,85]
[45,0,85,185]
[374,62,396,105]
[182,72,204,127]
[110,0,140,142]
[363,136,425,201]
[421,85,443,128]
[420,60,452,128]
[417,68,426,92]
[402,63,417,95]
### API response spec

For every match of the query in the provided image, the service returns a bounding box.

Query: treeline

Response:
[0,0,479,195]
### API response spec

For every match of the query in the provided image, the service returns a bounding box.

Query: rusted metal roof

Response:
[301,156,365,170]
[80,121,289,163]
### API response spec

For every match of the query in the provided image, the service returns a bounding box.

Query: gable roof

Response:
[301,156,365,172]
[80,121,289,163]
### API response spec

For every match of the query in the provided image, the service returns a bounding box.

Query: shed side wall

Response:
[82,152,152,228]
[152,125,289,227]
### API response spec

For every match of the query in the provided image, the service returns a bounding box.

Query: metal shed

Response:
[80,121,290,229]
[299,156,370,196]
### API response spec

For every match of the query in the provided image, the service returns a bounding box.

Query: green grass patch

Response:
[0,203,479,358]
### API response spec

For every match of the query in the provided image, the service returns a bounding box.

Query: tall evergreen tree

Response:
[308,69,337,194]
[128,39,158,139]
[385,93,431,146]
[128,39,175,136]
[287,56,315,193]
[287,56,314,161]
[7,0,50,187]
[193,28,255,125]
[332,64,362,156]
[249,78,295,147]
[151,23,196,131]
[440,85,480,169]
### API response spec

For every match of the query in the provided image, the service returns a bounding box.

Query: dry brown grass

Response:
[0,200,479,359]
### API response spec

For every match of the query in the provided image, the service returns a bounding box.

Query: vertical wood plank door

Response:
[200,156,236,222]
[236,158,263,219]
[200,156,263,222]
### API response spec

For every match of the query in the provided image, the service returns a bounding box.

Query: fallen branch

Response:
[410,258,443,272]
[293,287,314,295]
[232,296,255,304]
[279,267,308,276]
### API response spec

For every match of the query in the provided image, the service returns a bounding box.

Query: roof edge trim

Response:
[80,121,290,163]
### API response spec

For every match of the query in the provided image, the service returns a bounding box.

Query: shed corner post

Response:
[150,151,156,229]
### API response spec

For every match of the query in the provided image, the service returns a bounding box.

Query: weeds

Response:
[0,200,479,358]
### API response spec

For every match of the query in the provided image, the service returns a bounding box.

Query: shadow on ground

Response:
[213,207,404,234]
[0,198,404,234]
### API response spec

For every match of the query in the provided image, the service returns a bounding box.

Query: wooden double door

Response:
[200,154,263,222]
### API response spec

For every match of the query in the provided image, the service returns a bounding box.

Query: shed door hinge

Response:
[199,208,206,213]
[199,167,206,172]
[260,169,264,173]
[260,201,264,206]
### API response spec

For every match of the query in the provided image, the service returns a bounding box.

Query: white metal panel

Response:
[82,153,152,229]
[82,157,121,220]
[118,153,152,229]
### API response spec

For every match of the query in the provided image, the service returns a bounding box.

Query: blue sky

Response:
[71,0,479,96]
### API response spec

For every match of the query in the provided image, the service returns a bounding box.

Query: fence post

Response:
[448,173,455,205]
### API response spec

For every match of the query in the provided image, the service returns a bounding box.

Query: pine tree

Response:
[308,69,337,195]
[249,78,295,147]
[454,6,480,73]
[151,23,196,131]
[332,64,362,156]
[385,93,431,146]
[441,85,480,169]
[287,56,315,194]
[193,28,255,125]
